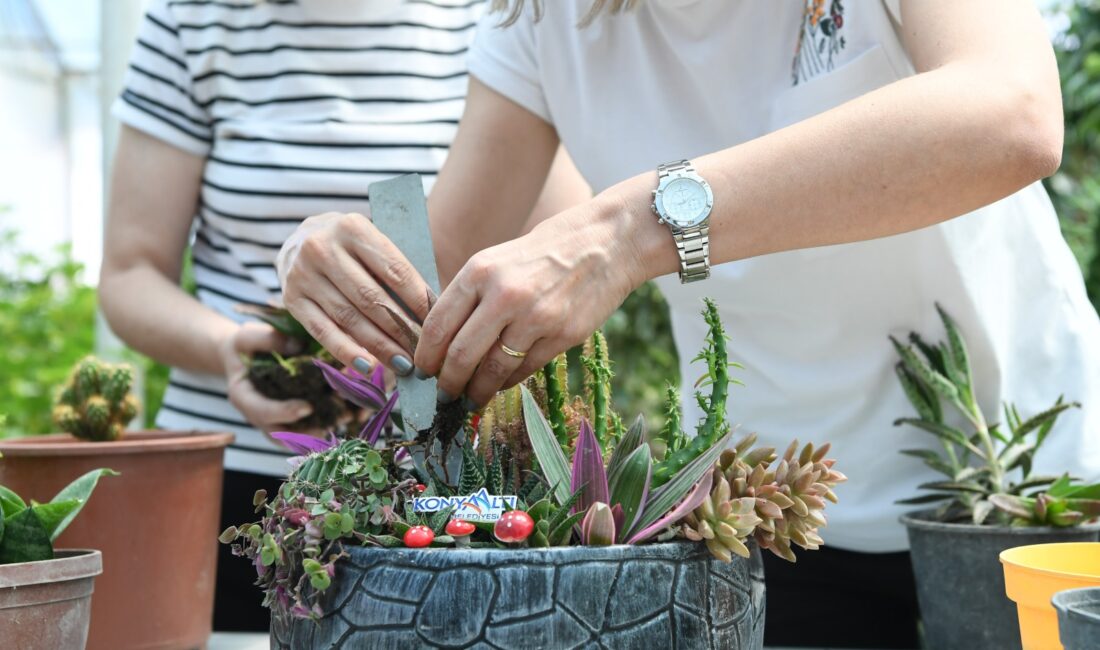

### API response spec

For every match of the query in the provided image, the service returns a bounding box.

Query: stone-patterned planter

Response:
[272,541,766,649]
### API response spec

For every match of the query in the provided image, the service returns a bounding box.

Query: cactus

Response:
[52,356,138,441]
[651,299,740,487]
[581,331,614,449]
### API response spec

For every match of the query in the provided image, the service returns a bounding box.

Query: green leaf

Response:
[1061,483,1100,500]
[936,303,974,394]
[0,508,53,564]
[46,468,117,541]
[628,430,732,540]
[1015,400,1078,443]
[522,386,572,506]
[918,480,988,494]
[549,511,585,546]
[894,363,941,423]
[896,493,955,505]
[894,418,984,457]
[607,415,646,484]
[1046,474,1077,497]
[31,499,82,543]
[608,445,651,535]
[0,485,27,518]
[899,449,954,477]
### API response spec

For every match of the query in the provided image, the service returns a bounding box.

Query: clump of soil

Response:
[248,353,348,430]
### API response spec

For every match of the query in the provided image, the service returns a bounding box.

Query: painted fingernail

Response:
[391,355,414,377]
[353,357,373,375]
[414,367,432,381]
[437,388,456,404]
[461,397,479,412]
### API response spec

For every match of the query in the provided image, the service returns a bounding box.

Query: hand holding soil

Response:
[218,321,317,434]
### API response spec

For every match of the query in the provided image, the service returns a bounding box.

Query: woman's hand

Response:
[218,322,316,433]
[277,211,434,377]
[414,198,644,409]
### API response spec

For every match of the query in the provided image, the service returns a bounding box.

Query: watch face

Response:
[660,177,711,227]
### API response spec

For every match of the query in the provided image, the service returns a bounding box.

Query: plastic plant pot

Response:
[1052,587,1100,650]
[1001,542,1100,650]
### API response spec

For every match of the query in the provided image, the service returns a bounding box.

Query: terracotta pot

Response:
[0,549,102,650]
[0,431,233,650]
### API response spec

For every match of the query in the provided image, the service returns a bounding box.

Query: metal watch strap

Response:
[657,160,711,283]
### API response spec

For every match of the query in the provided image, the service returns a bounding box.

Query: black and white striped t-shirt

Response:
[113,0,485,476]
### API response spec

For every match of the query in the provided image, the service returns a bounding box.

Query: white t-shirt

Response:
[468,0,1100,551]
[113,0,485,476]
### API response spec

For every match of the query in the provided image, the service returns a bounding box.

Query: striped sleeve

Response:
[111,0,212,156]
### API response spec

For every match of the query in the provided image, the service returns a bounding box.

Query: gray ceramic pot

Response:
[1053,587,1100,650]
[271,541,765,650]
[901,510,1100,650]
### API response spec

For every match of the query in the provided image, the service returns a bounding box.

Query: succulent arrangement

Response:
[0,467,114,564]
[52,357,140,441]
[893,304,1100,526]
[223,299,844,620]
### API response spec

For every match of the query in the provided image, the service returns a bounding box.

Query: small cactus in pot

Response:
[52,357,140,441]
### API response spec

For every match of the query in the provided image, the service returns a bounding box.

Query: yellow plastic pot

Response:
[1001,542,1100,650]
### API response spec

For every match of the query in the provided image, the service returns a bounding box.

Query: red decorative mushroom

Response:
[403,525,434,548]
[414,483,427,493]
[493,511,535,544]
[445,519,476,547]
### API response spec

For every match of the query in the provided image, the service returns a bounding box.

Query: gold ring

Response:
[499,342,527,359]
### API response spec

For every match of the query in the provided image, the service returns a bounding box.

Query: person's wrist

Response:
[593,176,679,287]
[212,321,243,377]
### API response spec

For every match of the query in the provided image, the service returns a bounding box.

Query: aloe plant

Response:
[893,304,1100,526]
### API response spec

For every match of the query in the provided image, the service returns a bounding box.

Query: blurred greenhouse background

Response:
[1,0,1099,437]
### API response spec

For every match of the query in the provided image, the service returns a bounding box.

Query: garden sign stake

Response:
[367,174,463,479]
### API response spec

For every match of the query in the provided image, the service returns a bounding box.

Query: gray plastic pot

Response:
[271,541,766,650]
[0,549,102,650]
[901,510,1100,650]
[1053,587,1100,650]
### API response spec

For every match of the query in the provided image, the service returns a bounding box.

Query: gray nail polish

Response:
[414,367,432,381]
[437,388,456,404]
[391,355,414,376]
[461,397,479,413]
[353,357,372,375]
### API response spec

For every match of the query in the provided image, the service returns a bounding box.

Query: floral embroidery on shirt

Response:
[792,0,847,86]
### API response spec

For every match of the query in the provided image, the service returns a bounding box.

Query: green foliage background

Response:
[2,3,1099,432]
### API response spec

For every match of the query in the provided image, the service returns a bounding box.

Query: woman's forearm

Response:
[100,264,236,375]
[601,62,1061,285]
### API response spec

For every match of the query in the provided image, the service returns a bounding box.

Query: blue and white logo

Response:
[411,487,517,522]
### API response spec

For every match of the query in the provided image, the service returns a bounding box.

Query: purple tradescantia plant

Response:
[271,360,400,457]
[559,414,727,545]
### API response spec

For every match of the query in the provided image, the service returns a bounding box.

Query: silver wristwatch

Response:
[651,159,713,283]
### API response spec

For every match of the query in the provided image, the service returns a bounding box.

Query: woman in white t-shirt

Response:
[98,0,587,632]
[278,1,1100,646]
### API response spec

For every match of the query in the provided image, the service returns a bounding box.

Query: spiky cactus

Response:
[53,356,139,441]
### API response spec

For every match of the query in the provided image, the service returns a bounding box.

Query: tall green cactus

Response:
[581,331,614,448]
[651,299,739,487]
[542,353,569,447]
[53,356,139,441]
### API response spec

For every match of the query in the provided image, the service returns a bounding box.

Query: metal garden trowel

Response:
[367,174,465,484]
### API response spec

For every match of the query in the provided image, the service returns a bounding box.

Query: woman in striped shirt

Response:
[97,0,586,630]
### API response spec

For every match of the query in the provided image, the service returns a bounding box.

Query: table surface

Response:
[207,633,876,650]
